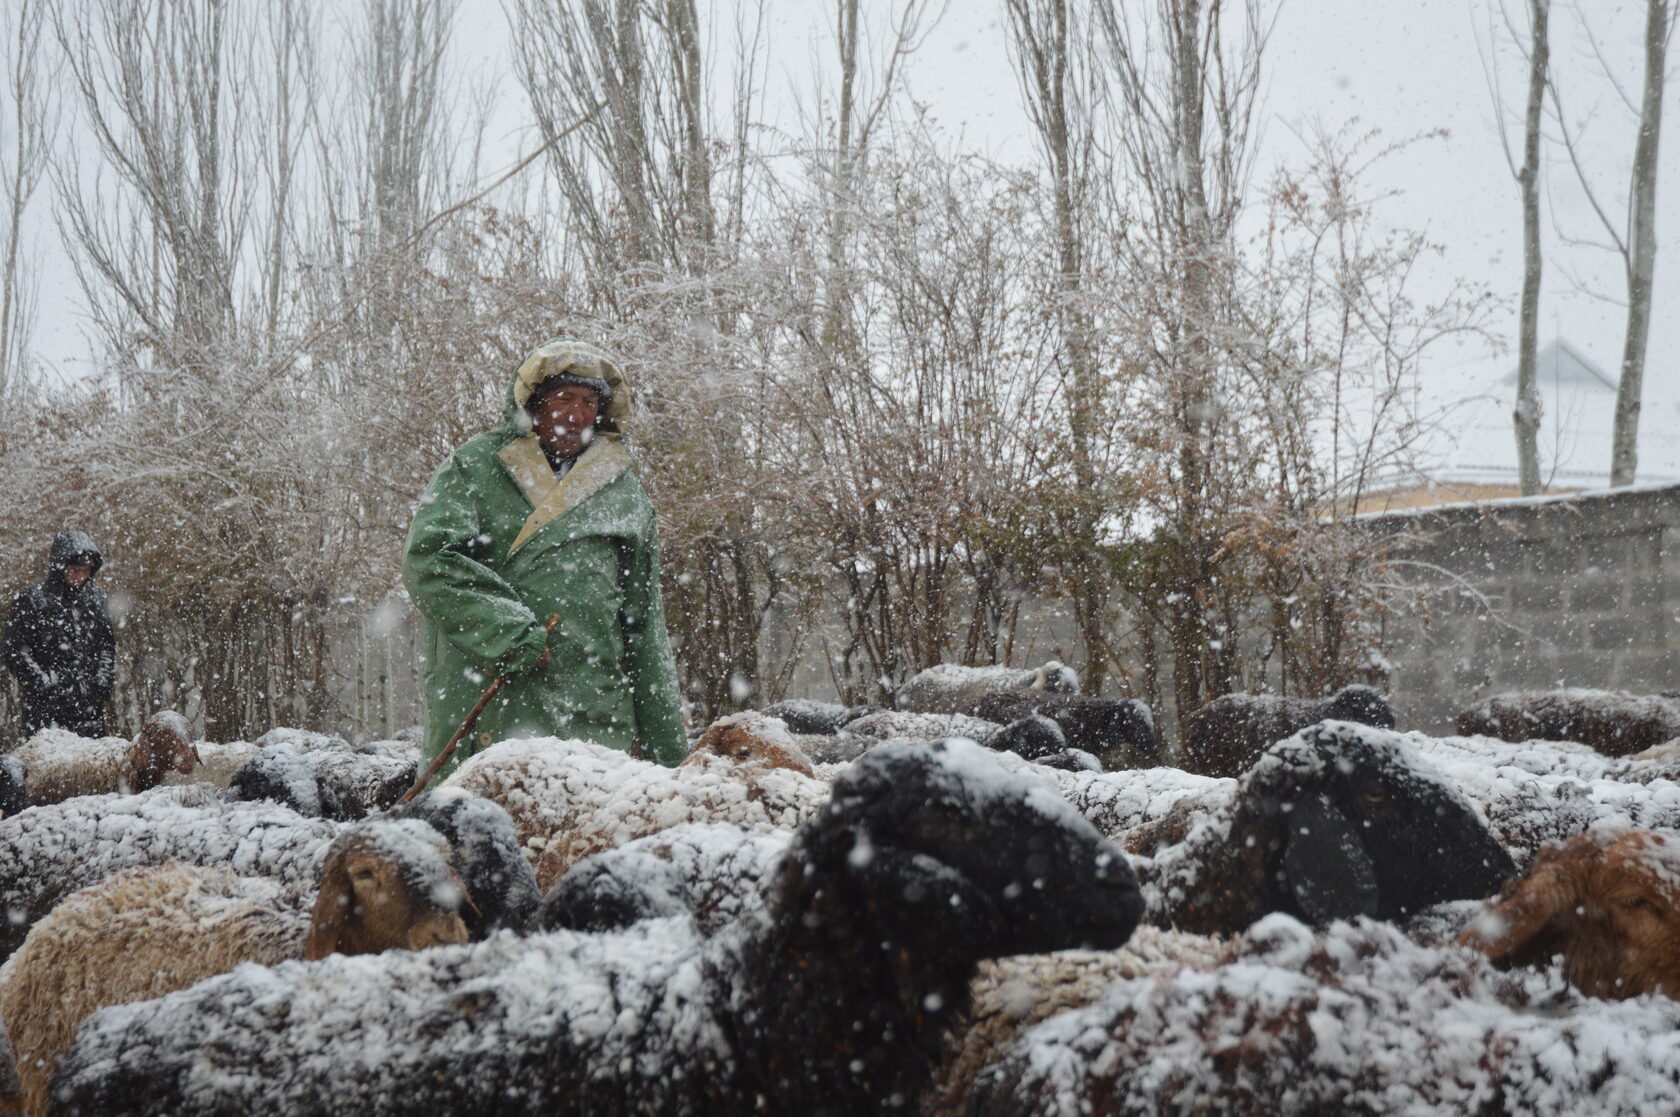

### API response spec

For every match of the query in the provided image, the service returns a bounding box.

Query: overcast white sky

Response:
[26,0,1680,475]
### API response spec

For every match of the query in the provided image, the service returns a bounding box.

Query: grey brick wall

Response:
[1374,485,1680,733]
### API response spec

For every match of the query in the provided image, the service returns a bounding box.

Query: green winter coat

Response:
[402,338,688,783]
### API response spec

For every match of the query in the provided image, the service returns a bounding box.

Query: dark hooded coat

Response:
[402,339,688,783]
[3,532,116,738]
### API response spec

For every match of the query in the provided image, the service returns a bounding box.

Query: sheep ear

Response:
[855,847,1002,951]
[1459,860,1574,963]
[305,859,353,960]
[1280,794,1380,923]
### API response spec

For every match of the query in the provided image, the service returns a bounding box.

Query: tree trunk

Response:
[1611,0,1669,486]
[1513,0,1548,495]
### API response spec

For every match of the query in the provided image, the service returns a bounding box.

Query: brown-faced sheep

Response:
[13,713,201,806]
[895,660,1079,715]
[48,740,1143,1116]
[0,819,468,1117]
[1460,826,1680,999]
[1178,684,1395,778]
[1454,688,1680,757]
[442,718,829,890]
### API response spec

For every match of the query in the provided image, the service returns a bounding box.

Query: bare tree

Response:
[1095,0,1272,722]
[1482,0,1550,495]
[0,0,52,397]
[1611,0,1672,484]
[1004,0,1115,691]
[1545,0,1677,485]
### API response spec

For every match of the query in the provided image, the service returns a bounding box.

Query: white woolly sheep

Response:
[443,723,830,890]
[49,739,1144,1116]
[966,913,1680,1114]
[0,785,337,962]
[895,660,1079,715]
[1461,826,1680,1000]
[1179,684,1395,778]
[1,819,469,1116]
[1141,721,1514,934]
[1455,688,1680,757]
[926,926,1232,1117]
[226,741,417,820]
[0,781,534,962]
[13,713,201,806]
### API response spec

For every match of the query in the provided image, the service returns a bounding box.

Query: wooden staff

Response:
[397,614,560,803]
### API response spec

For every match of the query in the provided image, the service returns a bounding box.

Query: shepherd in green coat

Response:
[402,338,689,783]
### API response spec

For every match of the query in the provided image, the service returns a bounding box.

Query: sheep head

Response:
[1461,827,1680,999]
[780,737,1142,963]
[388,788,541,938]
[125,711,202,793]
[305,819,470,960]
[683,712,816,777]
[1322,685,1397,730]
[1221,722,1514,928]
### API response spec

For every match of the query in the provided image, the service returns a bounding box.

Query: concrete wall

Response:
[1375,484,1680,733]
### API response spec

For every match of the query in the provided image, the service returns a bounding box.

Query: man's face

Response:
[531,385,601,461]
[63,564,93,588]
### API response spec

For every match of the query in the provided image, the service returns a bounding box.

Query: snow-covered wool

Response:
[1455,688,1680,757]
[0,755,24,818]
[2,821,469,1116]
[843,708,1004,743]
[965,913,1680,1115]
[0,784,338,962]
[442,735,830,890]
[226,741,417,820]
[967,691,1158,769]
[680,711,815,777]
[978,749,1230,847]
[13,716,201,806]
[925,926,1232,1117]
[388,788,540,938]
[757,698,881,735]
[1461,826,1680,999]
[538,822,790,935]
[1405,733,1680,862]
[1179,684,1395,778]
[50,739,1144,1117]
[1141,721,1514,933]
[895,660,1079,714]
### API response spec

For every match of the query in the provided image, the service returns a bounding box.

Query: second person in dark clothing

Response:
[2,531,116,739]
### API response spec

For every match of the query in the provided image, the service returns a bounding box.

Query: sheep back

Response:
[1455,689,1680,757]
[1,864,305,1116]
[1180,685,1395,778]
[968,692,1157,769]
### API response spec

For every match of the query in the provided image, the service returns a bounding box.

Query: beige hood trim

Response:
[498,436,632,554]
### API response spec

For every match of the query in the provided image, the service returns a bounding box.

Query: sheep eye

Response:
[1360,788,1387,804]
[1616,896,1651,910]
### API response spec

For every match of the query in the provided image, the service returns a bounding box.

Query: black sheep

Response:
[759,699,883,735]
[969,691,1157,769]
[388,787,542,938]
[51,739,1143,1116]
[1180,684,1396,778]
[1146,720,1515,934]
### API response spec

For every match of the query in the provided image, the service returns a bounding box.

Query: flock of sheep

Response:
[2,665,1680,1113]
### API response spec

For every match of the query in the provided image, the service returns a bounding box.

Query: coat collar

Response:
[497,435,633,554]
